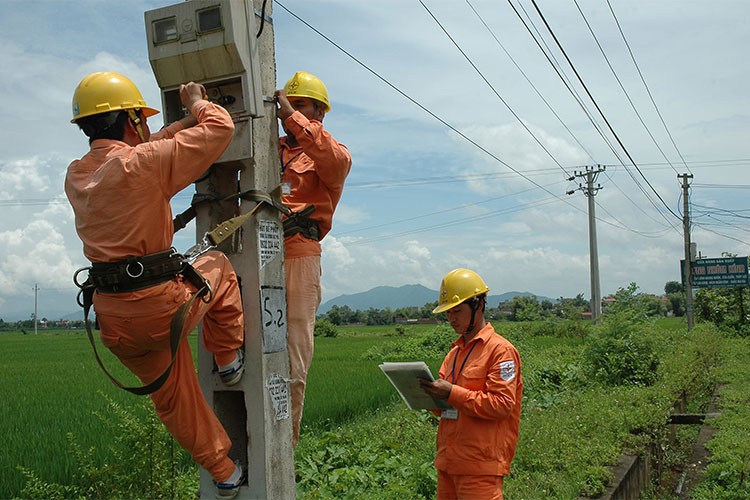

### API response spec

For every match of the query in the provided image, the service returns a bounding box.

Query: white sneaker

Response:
[215,461,245,499]
[218,349,245,386]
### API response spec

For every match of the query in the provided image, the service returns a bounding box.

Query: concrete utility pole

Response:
[33,283,39,334]
[679,173,695,330]
[568,165,605,321]
[145,1,294,498]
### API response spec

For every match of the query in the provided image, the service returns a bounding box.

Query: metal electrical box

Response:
[145,0,264,163]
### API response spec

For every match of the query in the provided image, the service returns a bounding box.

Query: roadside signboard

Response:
[681,256,749,288]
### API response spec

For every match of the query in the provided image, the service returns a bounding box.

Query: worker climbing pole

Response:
[145,1,295,498]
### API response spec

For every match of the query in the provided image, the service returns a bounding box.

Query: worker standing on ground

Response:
[274,71,352,445]
[419,268,523,500]
[65,72,246,498]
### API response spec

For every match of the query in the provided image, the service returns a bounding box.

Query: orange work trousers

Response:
[97,251,243,482]
[437,470,504,500]
[285,255,321,445]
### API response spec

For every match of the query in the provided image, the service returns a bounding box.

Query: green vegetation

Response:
[2,298,748,499]
[691,337,750,499]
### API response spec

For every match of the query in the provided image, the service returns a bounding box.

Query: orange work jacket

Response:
[435,322,523,476]
[64,100,234,317]
[279,110,351,259]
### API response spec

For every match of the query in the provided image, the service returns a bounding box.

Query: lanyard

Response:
[449,340,478,384]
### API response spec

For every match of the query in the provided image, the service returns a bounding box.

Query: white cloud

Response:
[0,219,77,293]
[332,204,370,225]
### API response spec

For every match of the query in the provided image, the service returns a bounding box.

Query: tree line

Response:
[319,282,692,326]
[0,316,86,332]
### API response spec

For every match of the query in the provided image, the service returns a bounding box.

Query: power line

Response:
[573,0,681,176]
[337,181,562,237]
[345,196,562,246]
[505,0,678,233]
[506,0,623,162]
[606,0,692,176]
[465,0,597,164]
[419,0,572,177]
[528,0,681,226]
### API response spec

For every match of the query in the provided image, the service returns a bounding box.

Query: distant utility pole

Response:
[33,283,39,334]
[679,173,695,330]
[568,165,605,321]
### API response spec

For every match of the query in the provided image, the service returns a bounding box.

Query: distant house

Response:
[394,317,438,325]
[602,297,617,311]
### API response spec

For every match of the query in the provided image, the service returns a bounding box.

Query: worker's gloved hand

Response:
[274,89,295,121]
[180,82,207,111]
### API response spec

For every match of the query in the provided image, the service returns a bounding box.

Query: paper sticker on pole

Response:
[261,286,288,353]
[258,219,282,268]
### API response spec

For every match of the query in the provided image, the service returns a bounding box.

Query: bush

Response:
[523,319,591,338]
[584,313,660,386]
[363,324,455,362]
[314,319,339,338]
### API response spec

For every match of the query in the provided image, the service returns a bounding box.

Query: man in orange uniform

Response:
[65,72,245,498]
[420,268,523,500]
[274,71,352,444]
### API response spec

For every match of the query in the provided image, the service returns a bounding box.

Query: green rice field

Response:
[0,324,428,498]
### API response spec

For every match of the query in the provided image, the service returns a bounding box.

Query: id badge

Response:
[281,182,292,195]
[441,408,459,420]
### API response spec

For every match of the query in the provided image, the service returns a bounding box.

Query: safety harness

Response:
[74,201,265,396]
[172,187,320,241]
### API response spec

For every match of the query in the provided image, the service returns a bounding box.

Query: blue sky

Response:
[1,0,749,320]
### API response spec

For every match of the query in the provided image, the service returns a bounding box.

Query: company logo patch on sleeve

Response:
[499,360,515,381]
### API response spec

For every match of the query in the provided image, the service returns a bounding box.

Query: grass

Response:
[303,324,439,430]
[691,336,750,499]
[1,318,744,499]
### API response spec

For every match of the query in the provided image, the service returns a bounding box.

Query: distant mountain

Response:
[0,309,85,322]
[318,284,552,314]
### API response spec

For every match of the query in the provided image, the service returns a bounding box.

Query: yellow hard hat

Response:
[433,268,490,314]
[71,72,159,123]
[283,71,331,113]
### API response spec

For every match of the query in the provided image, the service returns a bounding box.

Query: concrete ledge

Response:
[590,453,651,500]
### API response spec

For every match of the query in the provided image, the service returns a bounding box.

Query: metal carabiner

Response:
[73,267,91,289]
[126,261,145,278]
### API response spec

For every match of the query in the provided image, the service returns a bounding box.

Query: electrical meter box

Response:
[145,0,264,163]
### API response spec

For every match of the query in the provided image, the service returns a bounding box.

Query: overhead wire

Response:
[506,0,622,162]
[345,196,562,247]
[275,1,742,246]
[337,182,558,236]
[345,165,565,190]
[606,0,692,176]
[600,168,672,228]
[465,0,598,163]
[505,0,676,230]
[573,0,681,176]
[419,0,572,178]
[528,0,682,229]
[276,1,677,242]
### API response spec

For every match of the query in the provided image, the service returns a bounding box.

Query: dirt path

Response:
[677,384,724,499]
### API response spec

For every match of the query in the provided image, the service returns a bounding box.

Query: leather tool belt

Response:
[89,249,185,293]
